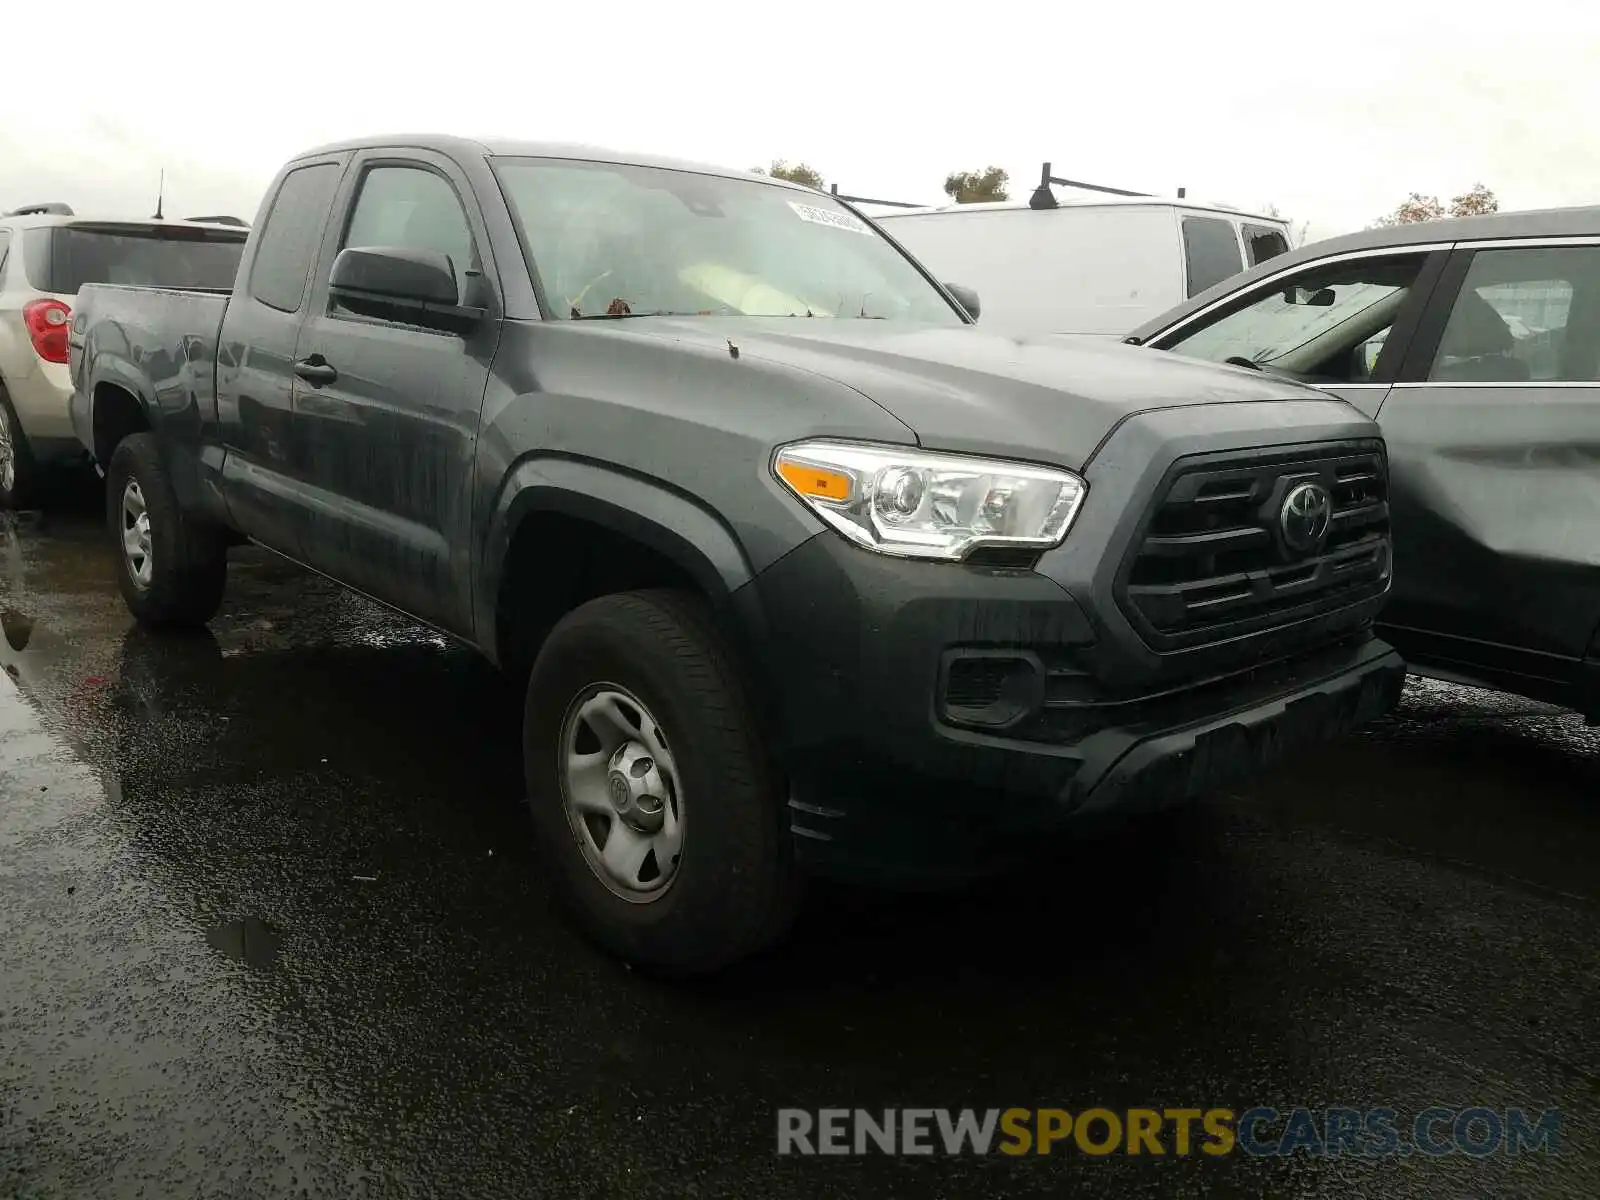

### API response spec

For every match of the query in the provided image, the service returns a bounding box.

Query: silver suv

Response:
[0,203,247,507]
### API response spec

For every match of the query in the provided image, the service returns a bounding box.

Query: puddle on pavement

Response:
[205,916,283,969]
[3,608,34,652]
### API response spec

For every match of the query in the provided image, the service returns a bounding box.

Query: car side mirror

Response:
[945,283,981,321]
[329,245,483,334]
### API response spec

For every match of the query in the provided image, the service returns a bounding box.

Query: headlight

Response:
[772,440,1086,561]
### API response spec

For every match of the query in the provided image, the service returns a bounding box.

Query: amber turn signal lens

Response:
[776,460,851,502]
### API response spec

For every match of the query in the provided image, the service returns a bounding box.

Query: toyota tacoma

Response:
[68,135,1405,972]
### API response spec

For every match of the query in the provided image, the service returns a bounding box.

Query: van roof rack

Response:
[827,184,923,209]
[1028,163,1169,210]
[4,202,74,217]
[824,170,1206,214]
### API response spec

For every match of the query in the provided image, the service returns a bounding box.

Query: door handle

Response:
[293,357,338,386]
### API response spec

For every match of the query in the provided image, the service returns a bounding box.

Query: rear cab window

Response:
[1181,216,1245,297]
[248,163,345,313]
[22,223,246,293]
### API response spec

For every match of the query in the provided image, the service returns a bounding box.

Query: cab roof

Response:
[291,133,812,191]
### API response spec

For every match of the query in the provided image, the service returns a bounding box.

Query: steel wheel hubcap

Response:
[120,479,153,588]
[559,684,684,902]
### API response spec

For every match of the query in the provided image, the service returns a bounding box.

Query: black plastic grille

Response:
[1118,441,1391,651]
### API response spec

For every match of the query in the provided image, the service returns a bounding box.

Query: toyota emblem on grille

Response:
[1279,481,1332,554]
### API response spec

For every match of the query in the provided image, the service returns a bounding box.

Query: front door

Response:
[1375,240,1600,692]
[291,151,502,636]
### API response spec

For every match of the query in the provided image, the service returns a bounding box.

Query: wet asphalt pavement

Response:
[2,497,1598,1200]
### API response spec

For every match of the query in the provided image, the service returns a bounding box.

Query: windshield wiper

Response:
[571,307,722,320]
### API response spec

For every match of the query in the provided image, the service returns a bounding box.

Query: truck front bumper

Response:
[740,533,1405,885]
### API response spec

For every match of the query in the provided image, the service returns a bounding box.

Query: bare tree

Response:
[942,167,1009,204]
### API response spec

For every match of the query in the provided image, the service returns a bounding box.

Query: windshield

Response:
[492,157,962,324]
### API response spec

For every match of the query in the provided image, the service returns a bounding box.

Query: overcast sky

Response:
[5,1,1600,245]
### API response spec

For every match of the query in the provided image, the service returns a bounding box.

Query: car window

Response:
[1242,223,1290,266]
[1182,217,1244,297]
[1160,254,1429,382]
[34,227,243,292]
[0,230,10,280]
[492,157,962,324]
[1427,246,1600,383]
[342,166,475,299]
[249,163,343,313]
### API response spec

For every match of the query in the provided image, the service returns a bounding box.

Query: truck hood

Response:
[615,316,1344,469]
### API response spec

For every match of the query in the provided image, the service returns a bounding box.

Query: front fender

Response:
[477,454,770,661]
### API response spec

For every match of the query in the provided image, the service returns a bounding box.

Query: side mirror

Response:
[945,283,981,321]
[329,246,482,334]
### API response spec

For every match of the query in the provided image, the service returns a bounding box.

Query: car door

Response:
[1143,245,1450,419]
[1374,239,1600,699]
[215,156,347,557]
[291,150,502,637]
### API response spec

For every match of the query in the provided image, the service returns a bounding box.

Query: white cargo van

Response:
[872,166,1292,338]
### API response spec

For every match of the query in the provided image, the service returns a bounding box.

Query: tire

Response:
[105,432,228,628]
[524,589,800,974]
[0,388,40,511]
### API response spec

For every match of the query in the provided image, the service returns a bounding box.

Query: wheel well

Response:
[92,383,148,467]
[495,511,703,674]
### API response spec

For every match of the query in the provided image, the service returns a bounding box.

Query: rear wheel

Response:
[523,589,799,974]
[105,433,228,627]
[0,388,39,510]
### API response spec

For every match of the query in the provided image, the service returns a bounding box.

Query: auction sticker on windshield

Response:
[788,201,871,235]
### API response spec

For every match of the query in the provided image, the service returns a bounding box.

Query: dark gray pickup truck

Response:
[68,134,1405,972]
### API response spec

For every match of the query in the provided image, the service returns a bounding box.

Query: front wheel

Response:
[523,589,799,974]
[105,433,228,627]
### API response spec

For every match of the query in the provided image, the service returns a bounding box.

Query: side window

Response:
[1427,246,1600,383]
[341,166,474,301]
[1242,223,1290,266]
[1160,254,1429,383]
[248,163,342,313]
[0,230,10,279]
[1182,216,1244,296]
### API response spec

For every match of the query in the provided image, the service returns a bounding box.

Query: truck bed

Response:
[69,283,231,458]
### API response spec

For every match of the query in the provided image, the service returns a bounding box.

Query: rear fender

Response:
[86,360,160,447]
